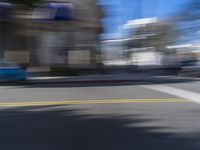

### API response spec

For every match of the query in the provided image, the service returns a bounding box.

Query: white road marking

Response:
[143,85,200,104]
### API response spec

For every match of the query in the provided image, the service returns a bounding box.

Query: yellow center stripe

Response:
[0,98,190,107]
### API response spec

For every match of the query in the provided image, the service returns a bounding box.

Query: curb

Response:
[26,79,142,84]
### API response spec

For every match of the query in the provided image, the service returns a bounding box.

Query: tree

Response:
[180,0,200,21]
[176,0,200,42]
[127,21,178,53]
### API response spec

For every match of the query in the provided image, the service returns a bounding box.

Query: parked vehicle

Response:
[0,61,26,81]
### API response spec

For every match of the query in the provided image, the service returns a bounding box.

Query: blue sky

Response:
[99,0,190,39]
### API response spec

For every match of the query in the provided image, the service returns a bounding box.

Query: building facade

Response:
[4,0,104,69]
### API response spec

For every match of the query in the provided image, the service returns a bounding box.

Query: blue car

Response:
[0,62,26,81]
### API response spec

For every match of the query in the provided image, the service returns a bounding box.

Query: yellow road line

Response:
[0,98,190,107]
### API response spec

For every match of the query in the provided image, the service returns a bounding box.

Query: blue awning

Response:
[32,3,75,21]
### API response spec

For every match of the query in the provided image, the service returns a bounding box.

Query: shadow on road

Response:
[0,106,200,150]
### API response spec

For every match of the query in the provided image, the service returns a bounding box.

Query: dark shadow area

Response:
[0,106,200,150]
[18,75,199,88]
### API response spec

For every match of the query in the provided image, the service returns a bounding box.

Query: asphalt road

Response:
[0,76,200,150]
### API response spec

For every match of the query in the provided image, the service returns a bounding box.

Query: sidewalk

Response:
[26,66,188,84]
[27,73,150,84]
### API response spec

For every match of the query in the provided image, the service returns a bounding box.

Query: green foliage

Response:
[50,67,79,76]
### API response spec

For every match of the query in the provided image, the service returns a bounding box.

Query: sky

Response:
[99,0,190,39]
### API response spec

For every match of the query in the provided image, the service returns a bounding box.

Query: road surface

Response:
[0,76,200,150]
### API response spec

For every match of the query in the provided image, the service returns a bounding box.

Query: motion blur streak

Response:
[1,0,200,150]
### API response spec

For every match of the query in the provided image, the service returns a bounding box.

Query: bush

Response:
[50,67,79,76]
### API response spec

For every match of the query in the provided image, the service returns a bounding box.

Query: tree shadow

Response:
[0,106,200,150]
